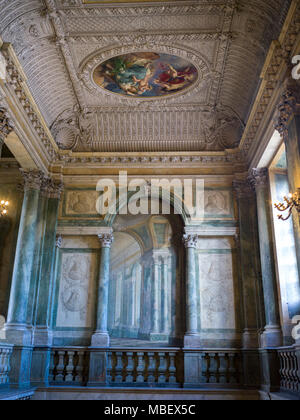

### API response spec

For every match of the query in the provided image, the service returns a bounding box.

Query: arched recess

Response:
[108,205,185,346]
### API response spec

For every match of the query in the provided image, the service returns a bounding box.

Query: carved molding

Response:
[2,47,59,161]
[98,233,114,248]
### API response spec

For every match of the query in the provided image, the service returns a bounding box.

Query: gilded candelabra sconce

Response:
[274,189,300,221]
[0,200,9,217]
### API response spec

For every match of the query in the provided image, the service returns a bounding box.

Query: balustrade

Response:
[200,351,242,385]
[108,349,183,387]
[49,347,244,388]
[50,348,90,386]
[278,347,300,394]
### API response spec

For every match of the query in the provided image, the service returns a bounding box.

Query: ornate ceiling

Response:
[0,0,291,153]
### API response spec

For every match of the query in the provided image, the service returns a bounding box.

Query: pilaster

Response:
[249,168,282,348]
[233,179,262,349]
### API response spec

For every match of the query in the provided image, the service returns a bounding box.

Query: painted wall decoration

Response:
[108,213,184,344]
[56,249,97,329]
[204,188,234,219]
[196,238,238,332]
[93,52,198,98]
[63,190,101,218]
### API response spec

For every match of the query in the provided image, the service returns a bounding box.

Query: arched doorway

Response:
[108,213,185,346]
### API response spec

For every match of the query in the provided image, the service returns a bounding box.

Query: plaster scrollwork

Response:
[50,106,96,150]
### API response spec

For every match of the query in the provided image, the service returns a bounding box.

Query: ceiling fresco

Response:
[92,52,198,98]
[0,0,292,153]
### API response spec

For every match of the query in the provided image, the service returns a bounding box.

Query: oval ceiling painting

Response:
[92,52,198,98]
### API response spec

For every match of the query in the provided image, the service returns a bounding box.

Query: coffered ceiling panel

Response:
[0,0,291,153]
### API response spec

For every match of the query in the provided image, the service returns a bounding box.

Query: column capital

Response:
[0,107,14,142]
[183,234,198,249]
[274,83,300,139]
[41,177,64,199]
[232,179,254,199]
[98,233,114,248]
[249,168,269,189]
[20,169,46,192]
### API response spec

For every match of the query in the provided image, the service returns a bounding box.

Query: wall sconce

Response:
[274,189,300,221]
[0,200,9,217]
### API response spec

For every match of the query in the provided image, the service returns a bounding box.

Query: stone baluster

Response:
[136,352,145,384]
[147,352,156,384]
[107,352,113,384]
[114,351,123,383]
[125,352,134,383]
[91,233,114,347]
[65,351,75,382]
[183,234,200,348]
[55,350,66,382]
[158,352,167,384]
[169,352,177,384]
[250,169,282,347]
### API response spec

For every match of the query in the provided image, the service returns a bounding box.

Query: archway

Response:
[108,212,185,346]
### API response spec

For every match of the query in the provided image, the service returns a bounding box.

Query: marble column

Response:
[91,233,114,347]
[275,83,300,278]
[152,254,161,336]
[183,234,200,348]
[5,170,45,345]
[233,180,263,349]
[250,168,282,347]
[33,179,64,346]
[163,255,170,334]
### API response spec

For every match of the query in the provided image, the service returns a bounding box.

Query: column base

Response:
[260,326,283,348]
[32,327,53,346]
[184,334,201,348]
[4,324,32,346]
[243,329,259,349]
[91,332,110,348]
